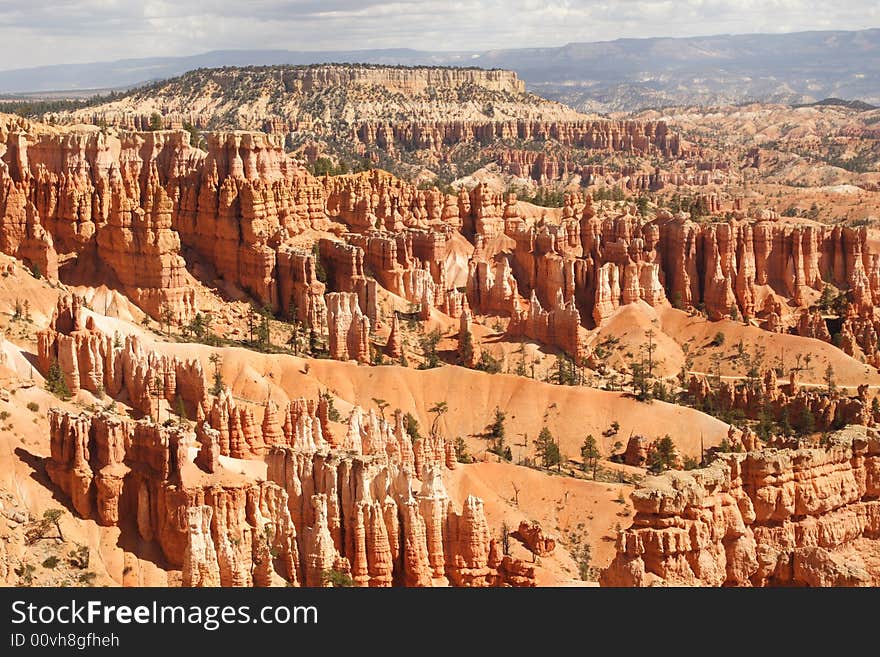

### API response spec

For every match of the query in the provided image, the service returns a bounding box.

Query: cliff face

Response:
[45,401,535,588]
[41,66,701,190]
[59,65,574,132]
[0,121,327,322]
[6,114,879,369]
[601,425,880,587]
[37,294,206,417]
[687,369,875,433]
[352,119,682,159]
[458,198,880,361]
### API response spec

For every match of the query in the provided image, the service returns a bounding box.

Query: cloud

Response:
[0,1,877,69]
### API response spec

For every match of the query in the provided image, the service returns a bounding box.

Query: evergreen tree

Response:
[656,435,676,468]
[534,426,561,469]
[797,406,816,436]
[824,364,836,396]
[209,353,224,395]
[46,359,71,400]
[459,326,474,365]
[580,435,600,478]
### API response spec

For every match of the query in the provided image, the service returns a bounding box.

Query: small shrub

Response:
[26,402,39,413]
[15,563,36,585]
[321,568,354,587]
[67,545,89,569]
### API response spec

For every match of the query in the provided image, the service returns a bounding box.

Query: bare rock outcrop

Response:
[326,292,371,363]
[47,398,534,588]
[601,425,880,587]
[513,520,556,556]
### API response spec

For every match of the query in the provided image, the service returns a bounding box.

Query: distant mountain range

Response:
[1,29,879,111]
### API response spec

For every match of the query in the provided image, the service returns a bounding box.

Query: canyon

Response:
[0,63,879,590]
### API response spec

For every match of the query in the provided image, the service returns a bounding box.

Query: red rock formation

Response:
[0,122,335,320]
[194,423,221,474]
[47,395,534,588]
[688,369,871,433]
[509,291,589,365]
[468,183,505,238]
[326,292,371,363]
[318,238,379,325]
[458,308,481,368]
[385,313,402,359]
[513,520,556,556]
[797,308,832,342]
[37,295,206,414]
[47,408,301,587]
[182,506,221,587]
[623,435,652,467]
[601,425,880,586]
[353,119,683,161]
[467,249,519,316]
[276,246,327,331]
[346,230,446,311]
[592,262,621,325]
[324,171,464,233]
[444,495,496,586]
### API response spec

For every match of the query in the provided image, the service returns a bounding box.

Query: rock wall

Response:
[601,425,880,587]
[354,119,682,159]
[687,369,875,433]
[318,238,379,325]
[46,403,535,588]
[37,294,206,416]
[658,216,878,322]
[326,292,371,363]
[0,122,327,321]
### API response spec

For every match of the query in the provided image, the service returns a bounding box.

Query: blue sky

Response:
[0,1,877,69]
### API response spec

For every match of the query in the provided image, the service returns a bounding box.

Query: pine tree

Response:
[580,435,600,478]
[459,326,474,366]
[209,353,223,395]
[45,359,71,400]
[535,426,561,469]
[824,364,836,396]
[656,435,676,469]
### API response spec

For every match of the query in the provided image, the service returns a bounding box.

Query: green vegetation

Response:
[592,187,626,202]
[534,426,562,469]
[312,244,328,283]
[486,407,511,460]
[321,390,341,422]
[209,353,224,395]
[580,434,600,478]
[321,568,354,587]
[475,351,503,374]
[428,401,448,435]
[0,90,123,119]
[454,436,473,464]
[418,329,443,369]
[403,412,422,443]
[647,435,677,474]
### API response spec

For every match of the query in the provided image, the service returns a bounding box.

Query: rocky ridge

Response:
[601,425,880,586]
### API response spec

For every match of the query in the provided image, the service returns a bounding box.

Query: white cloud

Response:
[0,1,877,68]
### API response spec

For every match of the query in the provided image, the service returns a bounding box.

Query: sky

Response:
[0,1,877,70]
